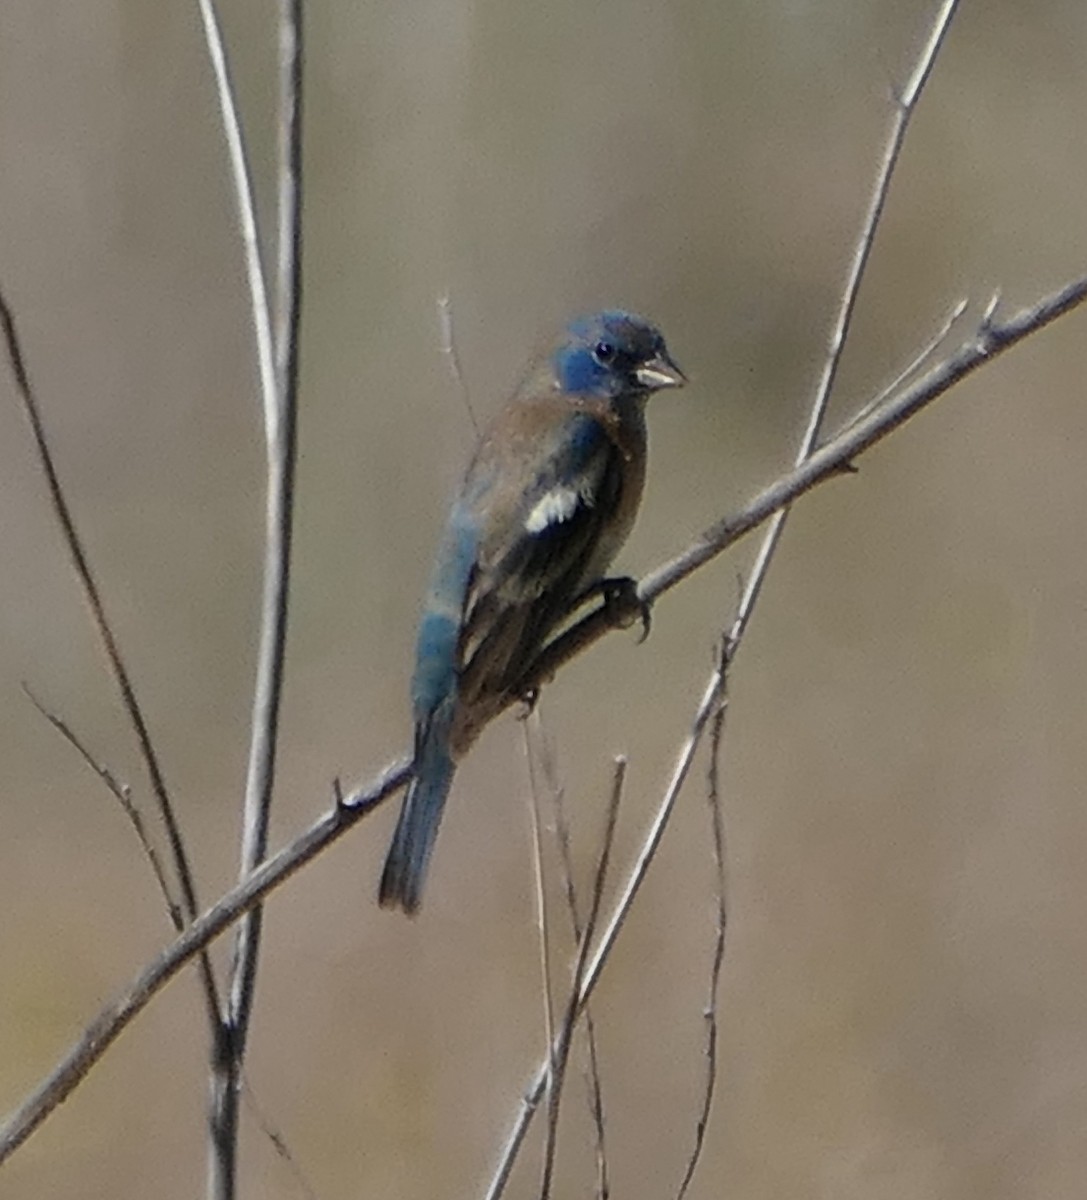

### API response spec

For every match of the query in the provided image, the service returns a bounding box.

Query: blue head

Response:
[552,310,685,400]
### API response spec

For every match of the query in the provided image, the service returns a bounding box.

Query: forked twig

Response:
[0,289,222,1039]
[0,756,408,1164]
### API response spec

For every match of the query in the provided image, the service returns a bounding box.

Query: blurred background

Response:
[1,1,1086,1197]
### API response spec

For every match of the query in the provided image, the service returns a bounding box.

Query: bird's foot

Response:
[587,576,652,643]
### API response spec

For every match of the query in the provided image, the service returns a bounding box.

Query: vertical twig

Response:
[538,723,611,1199]
[523,717,558,1132]
[198,0,304,1196]
[195,0,278,408]
[228,0,305,1051]
[484,4,962,1192]
[675,659,729,1200]
[195,1,280,1194]
[539,759,624,1200]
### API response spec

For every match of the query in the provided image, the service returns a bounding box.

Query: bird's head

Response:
[552,310,686,401]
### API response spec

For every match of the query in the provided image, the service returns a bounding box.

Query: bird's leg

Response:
[580,576,652,643]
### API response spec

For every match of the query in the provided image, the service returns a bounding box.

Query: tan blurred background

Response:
[1,2,1086,1197]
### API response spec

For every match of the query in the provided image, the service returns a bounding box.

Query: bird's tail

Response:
[378,726,455,915]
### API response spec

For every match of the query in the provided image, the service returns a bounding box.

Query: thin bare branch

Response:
[0,288,223,1037]
[242,1074,320,1200]
[488,9,968,1185]
[536,719,611,1199]
[523,716,558,1141]
[853,297,969,426]
[207,0,305,1191]
[488,13,972,1190]
[224,0,305,1078]
[22,683,182,931]
[585,1025,610,1200]
[675,664,729,1200]
[438,292,479,434]
[195,0,277,409]
[539,758,624,1200]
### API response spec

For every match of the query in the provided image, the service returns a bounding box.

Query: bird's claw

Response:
[597,576,652,643]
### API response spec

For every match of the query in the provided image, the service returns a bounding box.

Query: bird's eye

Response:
[593,340,616,365]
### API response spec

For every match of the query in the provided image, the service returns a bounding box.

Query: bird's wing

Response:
[452,409,624,708]
[470,408,622,604]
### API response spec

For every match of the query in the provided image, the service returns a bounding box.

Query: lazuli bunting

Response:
[379,310,685,913]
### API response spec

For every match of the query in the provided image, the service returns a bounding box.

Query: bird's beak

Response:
[635,352,687,391]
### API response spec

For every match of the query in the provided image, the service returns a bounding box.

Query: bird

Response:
[379,310,685,914]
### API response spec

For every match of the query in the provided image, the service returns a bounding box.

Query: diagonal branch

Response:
[727,0,962,653]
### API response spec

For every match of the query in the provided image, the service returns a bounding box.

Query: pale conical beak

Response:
[635,352,687,391]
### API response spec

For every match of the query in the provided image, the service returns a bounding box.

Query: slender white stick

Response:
[195,0,277,414]
[523,717,558,1150]
[198,1,304,1195]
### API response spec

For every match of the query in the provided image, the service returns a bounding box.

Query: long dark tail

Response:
[378,729,455,915]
